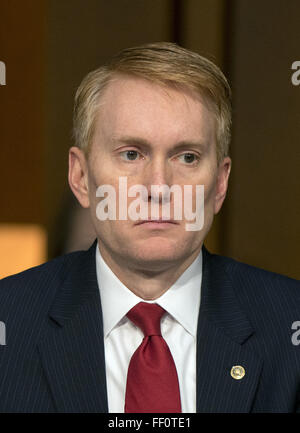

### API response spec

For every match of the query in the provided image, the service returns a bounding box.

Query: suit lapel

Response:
[196,247,263,412]
[38,241,109,413]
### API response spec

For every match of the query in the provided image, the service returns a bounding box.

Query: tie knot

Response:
[127,302,165,336]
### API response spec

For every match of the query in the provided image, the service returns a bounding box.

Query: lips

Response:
[135,219,179,225]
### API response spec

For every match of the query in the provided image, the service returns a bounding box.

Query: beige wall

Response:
[223,0,300,278]
[0,0,47,276]
[0,0,46,224]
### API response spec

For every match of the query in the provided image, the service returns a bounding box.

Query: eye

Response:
[119,150,142,161]
[177,153,200,165]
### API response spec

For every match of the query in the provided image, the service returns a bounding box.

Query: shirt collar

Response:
[95,242,202,338]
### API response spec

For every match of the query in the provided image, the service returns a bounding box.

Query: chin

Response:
[130,239,186,265]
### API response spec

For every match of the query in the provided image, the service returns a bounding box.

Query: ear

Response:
[68,146,90,208]
[214,156,232,214]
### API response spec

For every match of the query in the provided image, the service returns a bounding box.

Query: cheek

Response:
[198,173,218,222]
[88,165,119,201]
[204,179,217,204]
[190,166,217,204]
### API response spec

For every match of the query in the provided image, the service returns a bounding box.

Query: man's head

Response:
[69,42,232,275]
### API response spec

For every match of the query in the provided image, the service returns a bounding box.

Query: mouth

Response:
[134,219,179,228]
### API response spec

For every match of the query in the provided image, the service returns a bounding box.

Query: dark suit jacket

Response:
[0,241,299,413]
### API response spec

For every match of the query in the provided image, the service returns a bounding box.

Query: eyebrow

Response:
[110,136,208,152]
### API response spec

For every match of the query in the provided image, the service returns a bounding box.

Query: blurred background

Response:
[0,0,299,279]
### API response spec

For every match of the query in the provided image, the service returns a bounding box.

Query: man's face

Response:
[69,75,231,271]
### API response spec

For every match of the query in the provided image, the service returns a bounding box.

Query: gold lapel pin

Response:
[230,365,245,380]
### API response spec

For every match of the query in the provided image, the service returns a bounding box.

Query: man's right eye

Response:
[119,150,141,161]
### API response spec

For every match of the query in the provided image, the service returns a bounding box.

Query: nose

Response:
[143,157,173,203]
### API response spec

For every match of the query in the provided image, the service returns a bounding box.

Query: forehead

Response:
[93,75,216,147]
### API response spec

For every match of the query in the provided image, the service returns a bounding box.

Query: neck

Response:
[97,242,202,300]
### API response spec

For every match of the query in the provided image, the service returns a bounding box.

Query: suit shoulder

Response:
[211,252,300,317]
[0,248,94,349]
[217,253,298,280]
[224,254,299,289]
[0,249,86,302]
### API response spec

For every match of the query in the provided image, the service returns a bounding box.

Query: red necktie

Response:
[124,302,182,413]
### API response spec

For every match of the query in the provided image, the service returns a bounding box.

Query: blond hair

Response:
[73,42,232,163]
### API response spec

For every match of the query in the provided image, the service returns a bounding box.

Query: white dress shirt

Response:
[95,243,202,413]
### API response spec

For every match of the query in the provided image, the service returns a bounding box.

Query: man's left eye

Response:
[178,153,199,164]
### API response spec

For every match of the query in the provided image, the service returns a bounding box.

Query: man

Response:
[0,42,299,413]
